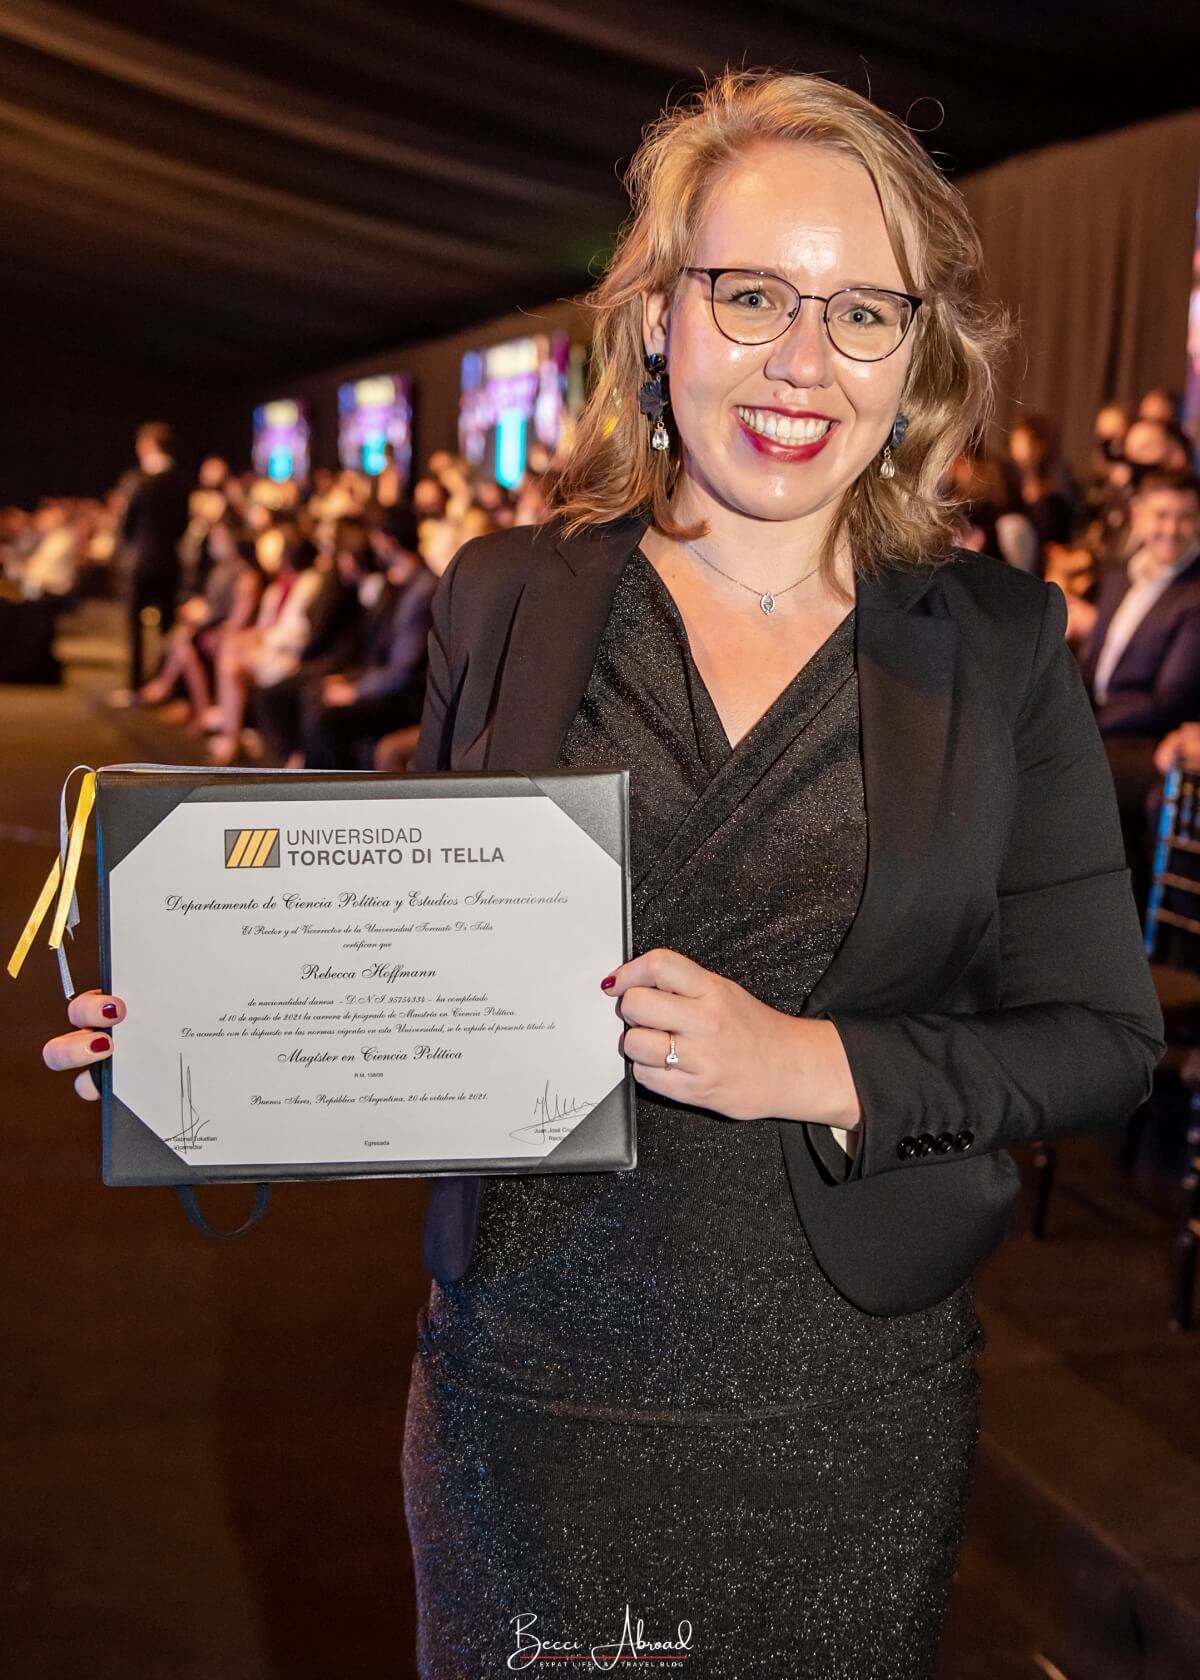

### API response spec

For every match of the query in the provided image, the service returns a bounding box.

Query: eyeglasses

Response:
[682,267,923,362]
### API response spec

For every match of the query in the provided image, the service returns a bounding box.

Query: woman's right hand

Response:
[42,989,125,1102]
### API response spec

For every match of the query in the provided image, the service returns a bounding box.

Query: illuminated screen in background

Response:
[1186,171,1200,449]
[458,330,585,488]
[251,399,311,483]
[338,373,413,480]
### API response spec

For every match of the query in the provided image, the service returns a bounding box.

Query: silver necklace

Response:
[682,539,819,615]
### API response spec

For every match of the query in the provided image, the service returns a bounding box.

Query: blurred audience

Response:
[12,384,1199,837]
[0,423,546,757]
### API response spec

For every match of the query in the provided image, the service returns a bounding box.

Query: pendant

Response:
[651,418,670,452]
[760,592,775,615]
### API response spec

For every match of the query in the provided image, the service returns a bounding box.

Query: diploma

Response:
[96,768,634,1185]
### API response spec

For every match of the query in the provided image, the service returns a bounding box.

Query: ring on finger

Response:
[664,1033,680,1069]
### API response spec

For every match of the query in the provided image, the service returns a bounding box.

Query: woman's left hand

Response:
[604,946,861,1130]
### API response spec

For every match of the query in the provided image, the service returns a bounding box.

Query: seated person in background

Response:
[1007,413,1079,546]
[411,476,448,519]
[207,520,323,765]
[137,509,263,728]
[14,503,80,599]
[177,485,229,594]
[302,506,435,770]
[1080,469,1200,737]
[1079,468,1200,910]
[1138,388,1181,426]
[1086,417,1193,582]
[1086,400,1131,517]
[254,516,367,763]
[1042,540,1099,649]
[949,453,1040,572]
[0,500,83,686]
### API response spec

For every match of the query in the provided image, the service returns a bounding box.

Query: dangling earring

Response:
[879,411,909,480]
[638,352,671,452]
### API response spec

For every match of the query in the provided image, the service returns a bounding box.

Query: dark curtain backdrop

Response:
[4,108,1198,506]
[962,108,1200,471]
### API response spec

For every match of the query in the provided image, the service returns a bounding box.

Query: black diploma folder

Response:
[95,767,635,1188]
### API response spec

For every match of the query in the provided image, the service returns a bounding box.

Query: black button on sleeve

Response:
[933,1132,954,1153]
[896,1136,919,1159]
[952,1128,975,1151]
[916,1133,936,1155]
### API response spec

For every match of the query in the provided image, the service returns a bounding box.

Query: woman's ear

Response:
[642,289,670,360]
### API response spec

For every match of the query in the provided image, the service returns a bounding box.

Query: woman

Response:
[137,508,263,728]
[404,70,1164,1675]
[949,451,1040,573]
[43,70,1163,1678]
[204,519,323,765]
[1007,413,1078,545]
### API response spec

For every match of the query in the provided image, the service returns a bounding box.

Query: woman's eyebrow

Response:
[703,264,902,289]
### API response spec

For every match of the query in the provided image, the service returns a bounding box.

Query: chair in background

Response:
[1030,760,1200,1331]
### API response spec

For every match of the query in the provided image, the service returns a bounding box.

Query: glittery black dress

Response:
[402,546,984,1678]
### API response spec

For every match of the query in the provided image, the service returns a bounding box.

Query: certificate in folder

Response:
[94,768,634,1187]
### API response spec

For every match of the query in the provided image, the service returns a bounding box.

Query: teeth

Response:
[736,407,832,443]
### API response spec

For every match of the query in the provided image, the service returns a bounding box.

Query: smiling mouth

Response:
[734,406,835,443]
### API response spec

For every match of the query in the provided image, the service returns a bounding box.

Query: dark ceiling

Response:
[2,0,1197,383]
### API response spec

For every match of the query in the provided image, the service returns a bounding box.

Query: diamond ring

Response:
[664,1034,680,1068]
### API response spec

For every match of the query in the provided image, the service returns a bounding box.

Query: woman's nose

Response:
[762,298,835,390]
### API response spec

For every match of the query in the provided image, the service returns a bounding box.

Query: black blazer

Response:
[412,512,1164,1316]
[1079,550,1200,736]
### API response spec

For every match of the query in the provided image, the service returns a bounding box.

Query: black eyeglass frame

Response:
[681,267,925,361]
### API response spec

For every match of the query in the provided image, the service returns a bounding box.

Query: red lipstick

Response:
[734,410,837,462]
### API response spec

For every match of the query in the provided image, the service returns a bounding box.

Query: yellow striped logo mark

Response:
[224,828,280,869]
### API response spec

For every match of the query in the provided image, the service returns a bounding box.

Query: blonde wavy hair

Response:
[548,67,1013,585]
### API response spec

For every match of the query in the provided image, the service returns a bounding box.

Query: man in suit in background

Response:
[1080,467,1200,907]
[302,505,435,769]
[116,420,191,697]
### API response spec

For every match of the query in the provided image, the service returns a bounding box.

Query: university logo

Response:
[224,828,280,869]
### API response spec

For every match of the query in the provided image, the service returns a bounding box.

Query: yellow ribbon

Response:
[6,770,96,981]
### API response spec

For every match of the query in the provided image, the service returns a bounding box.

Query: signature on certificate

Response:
[508,1078,595,1145]
[166,1054,215,1150]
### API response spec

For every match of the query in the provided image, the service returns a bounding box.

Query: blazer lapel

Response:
[483,513,649,771]
[804,564,957,1017]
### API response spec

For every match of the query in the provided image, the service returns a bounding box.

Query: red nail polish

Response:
[90,1037,110,1053]
[101,1003,118,1019]
[600,976,615,990]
